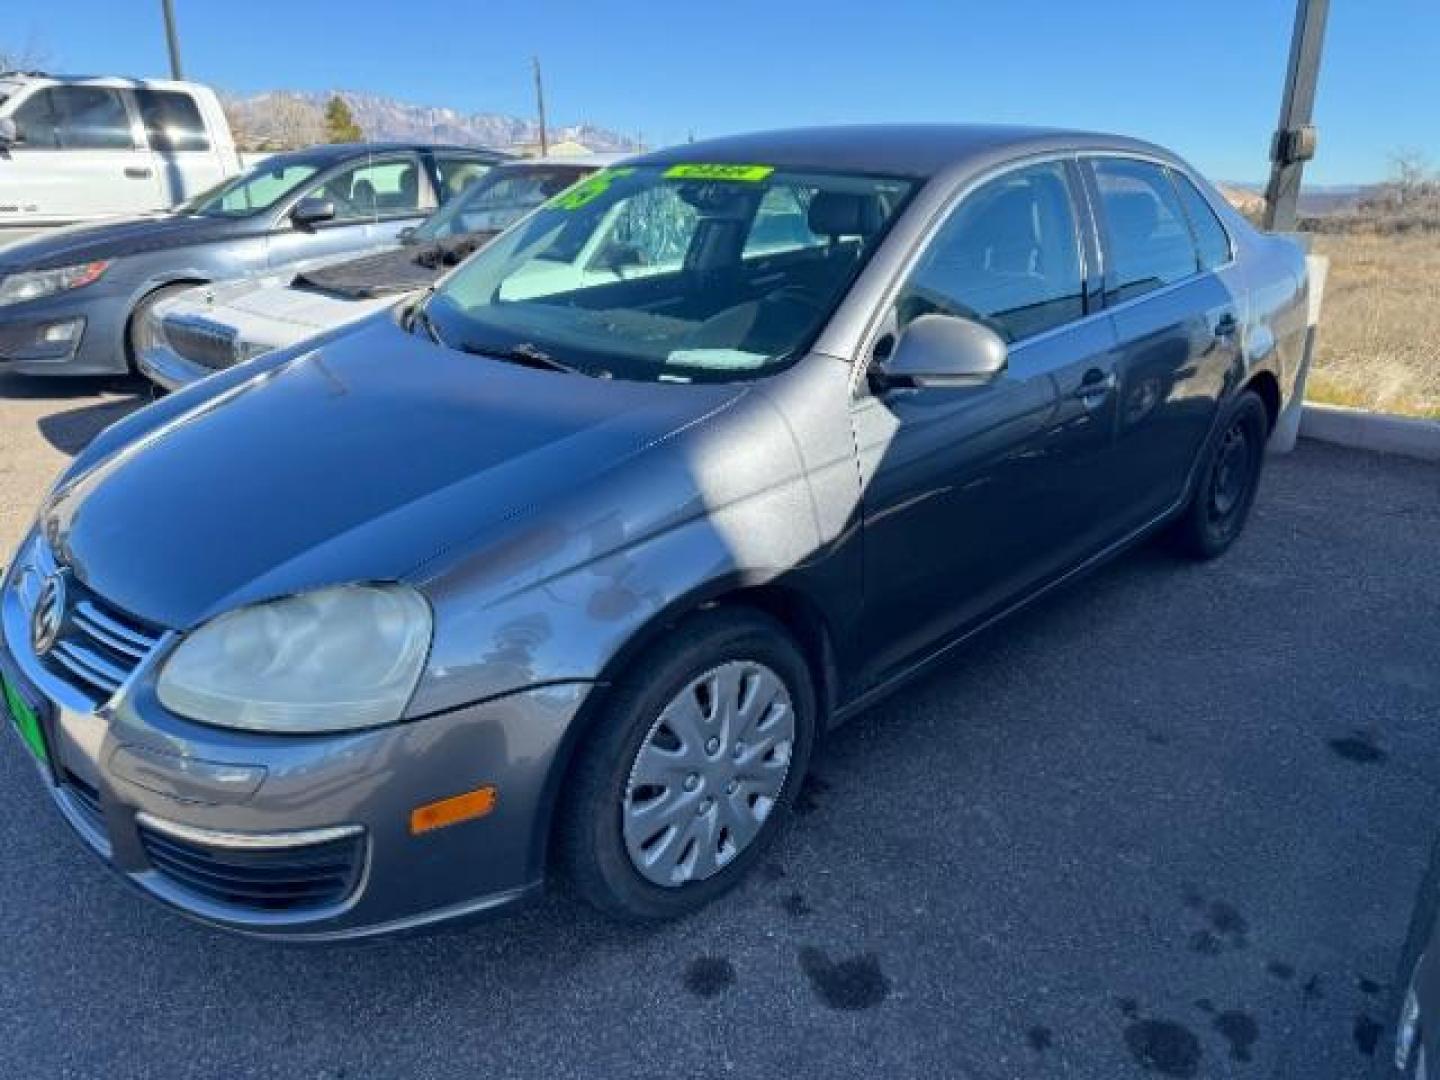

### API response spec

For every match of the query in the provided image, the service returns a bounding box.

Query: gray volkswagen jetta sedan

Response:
[0,125,1308,938]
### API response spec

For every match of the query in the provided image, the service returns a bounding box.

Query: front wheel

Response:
[557,609,816,921]
[1167,390,1270,560]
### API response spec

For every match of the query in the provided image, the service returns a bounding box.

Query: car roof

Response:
[633,124,1175,179]
[496,152,629,171]
[259,142,512,168]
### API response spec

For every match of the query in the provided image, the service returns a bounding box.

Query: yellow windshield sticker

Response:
[663,164,775,182]
[551,167,636,210]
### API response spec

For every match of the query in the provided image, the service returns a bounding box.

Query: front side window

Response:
[1171,172,1232,271]
[134,88,209,152]
[181,160,321,217]
[424,164,915,383]
[9,90,59,147]
[896,161,1085,343]
[50,87,134,150]
[1092,158,1200,303]
[11,87,133,149]
[313,157,424,221]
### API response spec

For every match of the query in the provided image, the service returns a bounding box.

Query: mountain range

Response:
[222,90,642,153]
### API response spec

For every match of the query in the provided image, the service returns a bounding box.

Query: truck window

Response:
[48,87,135,150]
[134,88,211,152]
[10,91,60,147]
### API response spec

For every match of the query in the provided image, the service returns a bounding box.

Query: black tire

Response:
[1372,838,1440,1077]
[557,608,817,921]
[1167,390,1269,560]
[125,282,199,374]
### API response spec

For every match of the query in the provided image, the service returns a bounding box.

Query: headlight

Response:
[156,585,432,734]
[0,261,111,306]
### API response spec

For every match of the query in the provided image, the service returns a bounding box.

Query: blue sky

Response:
[8,0,1438,184]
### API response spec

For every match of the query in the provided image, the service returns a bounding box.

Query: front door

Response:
[851,159,1120,689]
[0,85,162,226]
[264,154,430,270]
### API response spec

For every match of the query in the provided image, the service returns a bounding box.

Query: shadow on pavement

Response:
[0,373,155,457]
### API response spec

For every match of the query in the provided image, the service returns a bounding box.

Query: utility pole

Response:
[532,56,548,157]
[1262,0,1330,232]
[160,0,184,79]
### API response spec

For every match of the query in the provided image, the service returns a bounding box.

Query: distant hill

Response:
[222,89,642,154]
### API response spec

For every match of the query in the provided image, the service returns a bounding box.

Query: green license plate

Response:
[2,670,48,765]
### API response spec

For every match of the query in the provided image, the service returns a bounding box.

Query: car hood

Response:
[0,213,254,272]
[42,317,745,629]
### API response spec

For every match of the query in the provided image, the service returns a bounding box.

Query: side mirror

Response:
[873,313,1008,390]
[0,118,18,146]
[397,225,417,243]
[290,197,337,230]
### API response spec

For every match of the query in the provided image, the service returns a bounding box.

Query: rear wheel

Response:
[558,609,816,921]
[1167,390,1269,559]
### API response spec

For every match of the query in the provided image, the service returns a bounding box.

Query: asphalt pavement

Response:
[0,374,1437,1079]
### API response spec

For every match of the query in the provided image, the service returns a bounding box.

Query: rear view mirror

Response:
[290,197,337,230]
[0,118,17,147]
[874,313,1008,390]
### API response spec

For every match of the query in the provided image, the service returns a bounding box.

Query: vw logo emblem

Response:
[30,571,68,657]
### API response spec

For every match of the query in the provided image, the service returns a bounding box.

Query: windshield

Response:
[412,164,598,242]
[181,160,323,218]
[424,164,915,383]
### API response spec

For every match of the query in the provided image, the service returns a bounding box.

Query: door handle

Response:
[1214,312,1239,339]
[1073,368,1117,402]
[124,166,153,179]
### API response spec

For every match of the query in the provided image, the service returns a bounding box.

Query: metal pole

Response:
[532,56,548,157]
[1262,0,1330,232]
[160,0,183,79]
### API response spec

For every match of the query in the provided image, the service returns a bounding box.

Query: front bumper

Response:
[2,537,591,939]
[0,286,130,375]
[135,338,235,392]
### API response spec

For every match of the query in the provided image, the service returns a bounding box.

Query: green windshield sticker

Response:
[551,167,636,210]
[663,164,775,182]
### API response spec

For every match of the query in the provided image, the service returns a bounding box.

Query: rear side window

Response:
[1171,172,1232,271]
[10,87,134,149]
[1091,158,1199,303]
[743,186,826,258]
[134,88,210,152]
[896,160,1085,343]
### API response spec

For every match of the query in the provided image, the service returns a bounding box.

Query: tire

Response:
[1167,390,1270,560]
[557,608,817,921]
[125,283,198,375]
[1372,839,1440,1077]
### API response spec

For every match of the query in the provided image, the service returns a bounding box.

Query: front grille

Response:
[164,314,239,372]
[21,540,163,704]
[137,823,365,913]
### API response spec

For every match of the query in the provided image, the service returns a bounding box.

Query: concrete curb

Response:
[1298,402,1440,462]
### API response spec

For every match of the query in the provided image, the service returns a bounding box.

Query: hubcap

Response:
[622,660,796,887]
[1209,421,1252,521]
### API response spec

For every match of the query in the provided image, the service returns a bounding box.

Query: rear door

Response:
[264,153,430,269]
[1083,156,1241,530]
[132,87,226,209]
[851,158,1122,687]
[1,85,161,224]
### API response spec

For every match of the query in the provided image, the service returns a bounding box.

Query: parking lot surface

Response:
[1,374,1437,1079]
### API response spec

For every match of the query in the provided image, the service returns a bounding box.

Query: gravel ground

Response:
[0,373,1437,1079]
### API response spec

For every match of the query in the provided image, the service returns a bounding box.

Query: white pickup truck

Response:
[0,72,247,240]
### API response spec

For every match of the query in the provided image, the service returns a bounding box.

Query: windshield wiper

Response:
[453,340,585,376]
